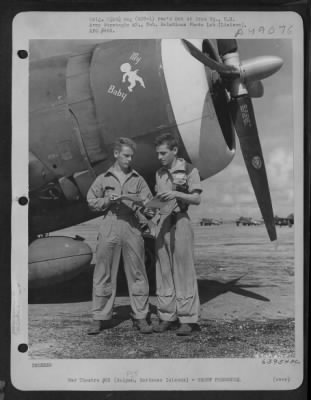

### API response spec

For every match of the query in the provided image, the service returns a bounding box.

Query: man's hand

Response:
[109,193,121,203]
[143,208,156,218]
[132,198,145,206]
[157,191,177,201]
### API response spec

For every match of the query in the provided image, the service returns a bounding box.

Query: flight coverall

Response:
[155,158,202,324]
[87,166,152,321]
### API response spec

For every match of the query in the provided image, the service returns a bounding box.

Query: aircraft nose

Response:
[161,39,235,179]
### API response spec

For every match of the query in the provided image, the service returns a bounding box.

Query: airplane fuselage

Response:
[29,39,235,235]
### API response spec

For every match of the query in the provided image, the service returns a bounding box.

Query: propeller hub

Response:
[221,51,240,68]
[240,56,283,82]
[221,51,248,97]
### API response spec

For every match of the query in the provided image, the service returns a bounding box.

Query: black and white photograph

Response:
[11,11,304,391]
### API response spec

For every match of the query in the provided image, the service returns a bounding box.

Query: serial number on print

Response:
[261,358,300,365]
[235,25,293,37]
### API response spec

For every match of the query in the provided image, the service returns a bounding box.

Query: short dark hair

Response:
[154,132,179,150]
[113,137,137,153]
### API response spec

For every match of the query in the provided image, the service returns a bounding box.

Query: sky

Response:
[189,39,295,222]
[30,39,296,222]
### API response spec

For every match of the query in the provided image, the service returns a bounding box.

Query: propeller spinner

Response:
[182,39,283,241]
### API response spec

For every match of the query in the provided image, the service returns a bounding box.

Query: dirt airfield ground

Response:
[28,221,296,359]
[29,299,294,359]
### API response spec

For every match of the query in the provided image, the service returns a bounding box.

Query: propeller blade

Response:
[186,38,277,241]
[229,96,277,241]
[246,80,264,98]
[217,39,238,56]
[182,39,240,78]
[202,39,221,61]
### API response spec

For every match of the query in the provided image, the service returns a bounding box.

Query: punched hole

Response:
[18,196,28,206]
[18,343,28,353]
[17,50,28,59]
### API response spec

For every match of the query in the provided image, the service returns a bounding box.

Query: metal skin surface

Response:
[29,39,235,237]
[29,237,92,288]
[28,38,281,287]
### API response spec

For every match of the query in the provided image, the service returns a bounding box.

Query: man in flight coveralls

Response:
[153,132,202,336]
[86,137,153,335]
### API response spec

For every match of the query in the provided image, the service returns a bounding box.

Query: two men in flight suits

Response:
[87,133,202,336]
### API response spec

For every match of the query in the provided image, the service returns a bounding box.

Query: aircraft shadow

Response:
[28,267,94,304]
[28,264,147,304]
[29,266,271,305]
[198,276,271,304]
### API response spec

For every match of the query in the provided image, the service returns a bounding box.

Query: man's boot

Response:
[176,323,193,336]
[133,319,153,334]
[87,320,113,335]
[87,320,102,335]
[153,320,175,333]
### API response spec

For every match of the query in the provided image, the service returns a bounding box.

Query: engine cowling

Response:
[29,236,93,288]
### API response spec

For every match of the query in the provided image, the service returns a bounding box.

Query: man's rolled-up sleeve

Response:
[154,172,160,194]
[86,176,108,212]
[138,177,153,203]
[188,168,203,194]
[133,177,153,224]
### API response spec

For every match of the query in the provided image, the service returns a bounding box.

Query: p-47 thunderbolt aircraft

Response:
[200,218,223,226]
[236,217,263,226]
[28,39,283,288]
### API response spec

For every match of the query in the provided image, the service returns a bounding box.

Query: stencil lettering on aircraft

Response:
[107,85,128,102]
[240,104,252,127]
[129,52,142,65]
